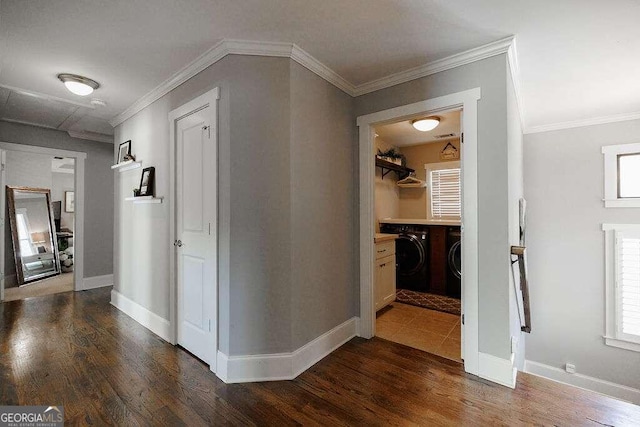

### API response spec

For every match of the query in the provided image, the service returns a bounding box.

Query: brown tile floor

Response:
[376,302,461,362]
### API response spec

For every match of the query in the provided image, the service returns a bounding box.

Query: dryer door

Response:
[396,234,426,276]
[448,240,462,279]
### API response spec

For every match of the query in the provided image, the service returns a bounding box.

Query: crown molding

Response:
[224,39,292,57]
[524,111,640,134]
[290,44,355,95]
[67,129,114,144]
[110,37,517,127]
[109,39,227,127]
[352,36,515,96]
[110,39,357,127]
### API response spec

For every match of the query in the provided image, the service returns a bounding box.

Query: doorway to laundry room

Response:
[372,109,463,362]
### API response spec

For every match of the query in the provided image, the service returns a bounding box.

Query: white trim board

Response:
[110,289,171,342]
[524,360,640,405]
[216,317,358,383]
[479,352,517,389]
[110,37,516,127]
[81,274,113,291]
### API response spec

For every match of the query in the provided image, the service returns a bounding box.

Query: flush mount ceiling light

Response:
[412,117,440,132]
[57,73,100,96]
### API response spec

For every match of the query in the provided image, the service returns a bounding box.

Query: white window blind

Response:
[616,231,640,341]
[430,167,461,219]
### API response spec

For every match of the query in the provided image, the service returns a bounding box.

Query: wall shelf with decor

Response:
[375,157,414,180]
[111,160,142,172]
[125,196,163,204]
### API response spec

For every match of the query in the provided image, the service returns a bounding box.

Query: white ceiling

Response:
[375,111,460,147]
[1,0,639,139]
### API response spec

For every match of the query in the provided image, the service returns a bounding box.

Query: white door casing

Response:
[169,88,219,370]
[0,142,86,299]
[356,88,481,376]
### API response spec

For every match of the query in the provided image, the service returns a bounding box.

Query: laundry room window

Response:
[425,161,461,221]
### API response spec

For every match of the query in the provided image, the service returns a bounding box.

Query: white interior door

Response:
[176,106,216,365]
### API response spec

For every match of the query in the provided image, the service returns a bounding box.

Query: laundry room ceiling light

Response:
[57,73,100,96]
[412,117,440,132]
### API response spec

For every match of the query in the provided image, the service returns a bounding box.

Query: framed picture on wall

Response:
[138,167,155,197]
[65,191,75,212]
[117,140,131,164]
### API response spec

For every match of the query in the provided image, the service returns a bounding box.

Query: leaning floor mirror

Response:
[7,186,61,285]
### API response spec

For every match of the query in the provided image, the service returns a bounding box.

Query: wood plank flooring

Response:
[1,288,639,426]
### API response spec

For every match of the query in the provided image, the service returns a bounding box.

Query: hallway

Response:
[1,288,638,425]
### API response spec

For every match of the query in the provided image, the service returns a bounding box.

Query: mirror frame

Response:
[6,186,61,285]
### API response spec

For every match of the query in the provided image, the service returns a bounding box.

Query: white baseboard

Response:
[81,274,113,290]
[110,289,171,342]
[216,317,358,383]
[479,352,517,388]
[524,360,640,405]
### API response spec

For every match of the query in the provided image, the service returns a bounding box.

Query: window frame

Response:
[602,223,640,352]
[602,142,640,207]
[425,161,461,222]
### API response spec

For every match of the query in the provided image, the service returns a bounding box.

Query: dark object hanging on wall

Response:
[117,140,131,164]
[138,167,155,197]
[440,141,459,160]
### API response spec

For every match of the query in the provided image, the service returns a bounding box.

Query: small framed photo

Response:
[138,167,155,197]
[65,191,75,212]
[117,140,131,164]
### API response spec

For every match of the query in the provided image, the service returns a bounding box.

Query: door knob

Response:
[174,240,183,247]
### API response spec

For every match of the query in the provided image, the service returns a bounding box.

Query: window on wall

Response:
[602,143,640,207]
[426,161,461,221]
[603,224,640,352]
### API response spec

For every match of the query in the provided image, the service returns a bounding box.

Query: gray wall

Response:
[114,55,356,356]
[524,119,640,389]
[0,121,114,278]
[290,61,355,348]
[354,55,513,359]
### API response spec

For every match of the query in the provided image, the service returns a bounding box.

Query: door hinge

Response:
[208,319,211,332]
[203,125,210,139]
[461,314,465,325]
[208,222,211,235]
[461,133,464,143]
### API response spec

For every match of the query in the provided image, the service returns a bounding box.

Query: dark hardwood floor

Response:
[1,288,639,426]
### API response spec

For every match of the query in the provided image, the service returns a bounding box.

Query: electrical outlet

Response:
[565,363,576,374]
